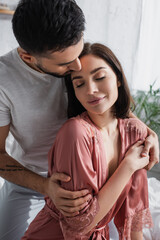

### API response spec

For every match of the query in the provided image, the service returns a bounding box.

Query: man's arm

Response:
[0,125,91,217]
[129,112,159,169]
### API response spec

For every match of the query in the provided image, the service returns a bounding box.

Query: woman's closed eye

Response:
[76,82,84,88]
[74,76,106,88]
[73,80,84,88]
[95,76,105,81]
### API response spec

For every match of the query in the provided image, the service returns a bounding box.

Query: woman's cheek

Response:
[76,92,83,105]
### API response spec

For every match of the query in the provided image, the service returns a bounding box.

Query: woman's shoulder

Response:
[56,113,95,141]
[120,117,147,138]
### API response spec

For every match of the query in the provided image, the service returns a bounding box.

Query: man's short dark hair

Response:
[12,0,85,55]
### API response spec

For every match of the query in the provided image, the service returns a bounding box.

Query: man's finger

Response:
[58,193,92,207]
[51,172,71,182]
[147,160,159,170]
[58,188,91,200]
[60,209,79,217]
[59,200,90,216]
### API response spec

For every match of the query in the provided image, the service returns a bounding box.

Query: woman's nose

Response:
[87,82,98,95]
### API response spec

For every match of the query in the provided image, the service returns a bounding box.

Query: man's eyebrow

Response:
[58,59,75,66]
[72,67,106,81]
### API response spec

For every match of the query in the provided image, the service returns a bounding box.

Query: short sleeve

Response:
[0,89,11,126]
[48,118,99,239]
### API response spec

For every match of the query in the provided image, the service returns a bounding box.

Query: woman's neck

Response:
[87,111,118,136]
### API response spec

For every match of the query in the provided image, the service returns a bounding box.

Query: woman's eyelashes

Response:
[74,76,106,88]
[95,76,105,81]
[73,80,84,88]
[76,82,84,88]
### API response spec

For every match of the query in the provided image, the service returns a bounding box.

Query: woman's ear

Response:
[117,80,121,87]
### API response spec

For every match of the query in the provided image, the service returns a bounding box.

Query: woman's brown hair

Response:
[65,42,134,118]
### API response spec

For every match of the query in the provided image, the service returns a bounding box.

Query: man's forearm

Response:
[129,111,159,166]
[0,152,47,195]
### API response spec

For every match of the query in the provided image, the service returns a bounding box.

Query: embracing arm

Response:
[0,125,54,194]
[0,125,90,216]
[129,111,159,169]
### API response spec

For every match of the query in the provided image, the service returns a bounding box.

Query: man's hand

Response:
[141,128,159,170]
[128,112,159,170]
[45,172,92,217]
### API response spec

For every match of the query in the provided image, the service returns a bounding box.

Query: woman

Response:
[22,43,153,239]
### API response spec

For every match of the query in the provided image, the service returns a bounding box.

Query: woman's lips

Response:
[87,96,106,105]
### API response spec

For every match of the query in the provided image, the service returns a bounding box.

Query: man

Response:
[0,1,91,239]
[0,0,159,239]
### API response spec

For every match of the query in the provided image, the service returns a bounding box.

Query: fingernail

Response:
[142,153,148,157]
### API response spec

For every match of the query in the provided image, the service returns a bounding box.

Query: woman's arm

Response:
[45,172,92,217]
[49,119,100,237]
[84,141,149,234]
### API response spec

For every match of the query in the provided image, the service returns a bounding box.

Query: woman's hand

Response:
[45,172,92,217]
[123,140,150,173]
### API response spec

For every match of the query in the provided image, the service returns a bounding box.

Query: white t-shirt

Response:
[0,49,68,176]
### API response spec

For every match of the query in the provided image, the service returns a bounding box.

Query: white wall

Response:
[0,0,18,55]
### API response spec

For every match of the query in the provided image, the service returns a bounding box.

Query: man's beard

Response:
[35,63,72,78]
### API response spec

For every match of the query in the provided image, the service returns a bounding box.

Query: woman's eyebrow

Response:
[72,67,106,81]
[72,75,82,81]
[90,67,106,74]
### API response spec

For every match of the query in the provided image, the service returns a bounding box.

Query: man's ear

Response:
[18,48,36,64]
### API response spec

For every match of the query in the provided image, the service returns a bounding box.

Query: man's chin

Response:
[35,64,71,78]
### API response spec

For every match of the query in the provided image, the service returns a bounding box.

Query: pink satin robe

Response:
[22,112,153,240]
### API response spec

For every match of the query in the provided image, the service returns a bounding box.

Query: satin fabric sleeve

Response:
[48,118,99,239]
[114,119,153,239]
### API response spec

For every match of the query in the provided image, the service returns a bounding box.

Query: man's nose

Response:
[69,58,81,71]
